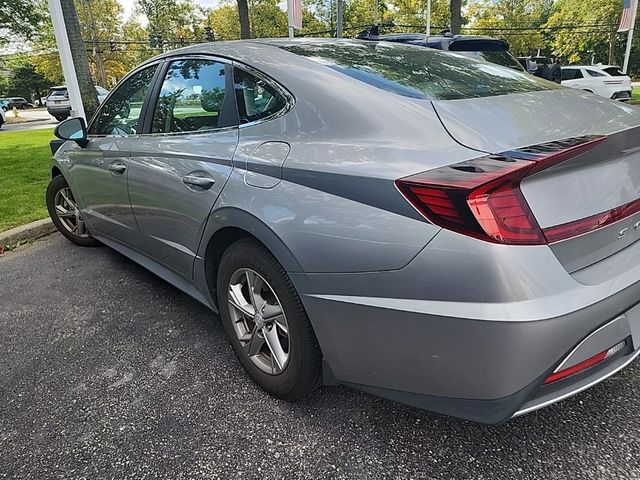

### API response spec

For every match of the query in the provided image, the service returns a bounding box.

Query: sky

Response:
[117,0,222,20]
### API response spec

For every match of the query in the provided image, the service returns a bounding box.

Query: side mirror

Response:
[54,117,88,147]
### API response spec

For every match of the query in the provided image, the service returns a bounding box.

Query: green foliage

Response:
[0,0,45,45]
[546,0,622,64]
[2,57,54,100]
[467,0,555,56]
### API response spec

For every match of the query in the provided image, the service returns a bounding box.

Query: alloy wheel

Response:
[54,187,89,238]
[227,268,290,375]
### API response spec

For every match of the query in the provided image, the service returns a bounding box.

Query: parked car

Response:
[6,97,32,109]
[561,65,633,101]
[46,85,110,121]
[518,56,562,83]
[0,106,5,129]
[0,98,8,111]
[48,39,640,424]
[357,26,525,71]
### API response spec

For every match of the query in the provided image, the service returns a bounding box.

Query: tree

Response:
[546,0,622,65]
[60,0,99,118]
[136,0,201,44]
[450,0,462,33]
[205,0,288,39]
[4,58,54,101]
[0,0,44,45]
[467,0,554,56]
[238,0,251,38]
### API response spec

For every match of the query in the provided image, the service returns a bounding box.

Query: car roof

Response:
[562,65,621,69]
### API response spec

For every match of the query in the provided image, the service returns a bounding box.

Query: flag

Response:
[288,0,302,30]
[619,0,638,32]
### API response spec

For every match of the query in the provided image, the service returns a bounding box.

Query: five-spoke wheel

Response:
[46,175,99,246]
[217,238,322,400]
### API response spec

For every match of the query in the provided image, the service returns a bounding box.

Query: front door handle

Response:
[183,173,215,191]
[108,161,127,175]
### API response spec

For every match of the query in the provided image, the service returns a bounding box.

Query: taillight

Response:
[544,340,627,385]
[396,136,606,245]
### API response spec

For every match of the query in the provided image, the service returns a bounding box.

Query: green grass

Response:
[0,128,54,232]
[632,87,640,104]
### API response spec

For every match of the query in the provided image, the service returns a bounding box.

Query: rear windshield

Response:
[281,41,557,100]
[49,88,67,96]
[603,67,624,76]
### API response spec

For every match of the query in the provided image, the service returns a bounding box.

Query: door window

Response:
[233,67,287,124]
[151,59,232,134]
[89,66,157,136]
[561,68,583,81]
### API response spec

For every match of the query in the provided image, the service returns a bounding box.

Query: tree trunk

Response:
[237,0,250,39]
[609,29,617,66]
[450,0,462,34]
[60,0,99,119]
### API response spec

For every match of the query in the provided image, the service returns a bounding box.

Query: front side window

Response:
[151,59,231,134]
[89,66,157,136]
[233,68,287,124]
[562,69,578,81]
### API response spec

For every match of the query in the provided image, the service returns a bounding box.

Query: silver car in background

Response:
[47,39,640,424]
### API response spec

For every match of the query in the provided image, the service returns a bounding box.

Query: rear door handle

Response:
[108,161,127,175]
[183,173,215,190]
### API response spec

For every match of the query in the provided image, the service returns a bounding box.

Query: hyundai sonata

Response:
[47,39,640,423]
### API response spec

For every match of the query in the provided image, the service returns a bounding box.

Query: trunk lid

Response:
[431,88,640,278]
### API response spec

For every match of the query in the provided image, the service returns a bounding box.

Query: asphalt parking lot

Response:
[2,234,640,479]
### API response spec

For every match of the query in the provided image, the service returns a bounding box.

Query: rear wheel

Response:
[46,175,99,246]
[217,238,322,400]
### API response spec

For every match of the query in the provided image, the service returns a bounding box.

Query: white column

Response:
[48,0,86,119]
[623,27,635,74]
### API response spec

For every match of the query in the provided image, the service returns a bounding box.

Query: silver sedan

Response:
[47,39,640,423]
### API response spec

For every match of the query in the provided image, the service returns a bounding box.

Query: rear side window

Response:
[603,67,624,76]
[586,69,605,77]
[281,41,558,101]
[233,68,287,124]
[151,59,234,134]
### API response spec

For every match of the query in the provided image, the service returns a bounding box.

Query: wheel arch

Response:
[200,207,304,306]
[52,166,63,178]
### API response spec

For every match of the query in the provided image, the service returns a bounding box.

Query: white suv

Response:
[561,65,632,101]
[46,85,110,121]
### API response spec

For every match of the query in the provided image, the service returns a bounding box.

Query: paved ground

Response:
[2,234,640,479]
[2,108,58,132]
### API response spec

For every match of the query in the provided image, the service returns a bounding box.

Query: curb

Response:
[0,218,55,250]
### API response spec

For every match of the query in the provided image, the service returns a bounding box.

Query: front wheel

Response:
[217,238,322,400]
[46,175,99,246]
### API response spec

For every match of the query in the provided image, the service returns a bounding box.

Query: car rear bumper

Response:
[291,231,640,423]
[612,90,633,101]
[47,106,71,116]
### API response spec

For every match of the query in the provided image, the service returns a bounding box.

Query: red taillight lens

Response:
[396,136,606,245]
[544,340,627,385]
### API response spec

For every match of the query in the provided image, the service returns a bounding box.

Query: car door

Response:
[67,64,160,250]
[127,57,239,279]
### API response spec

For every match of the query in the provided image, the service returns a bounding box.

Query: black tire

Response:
[217,238,322,400]
[46,175,99,247]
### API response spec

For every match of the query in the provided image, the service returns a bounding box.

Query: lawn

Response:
[0,128,54,232]
[632,87,640,104]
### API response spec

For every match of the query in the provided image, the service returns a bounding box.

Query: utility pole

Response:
[374,0,379,25]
